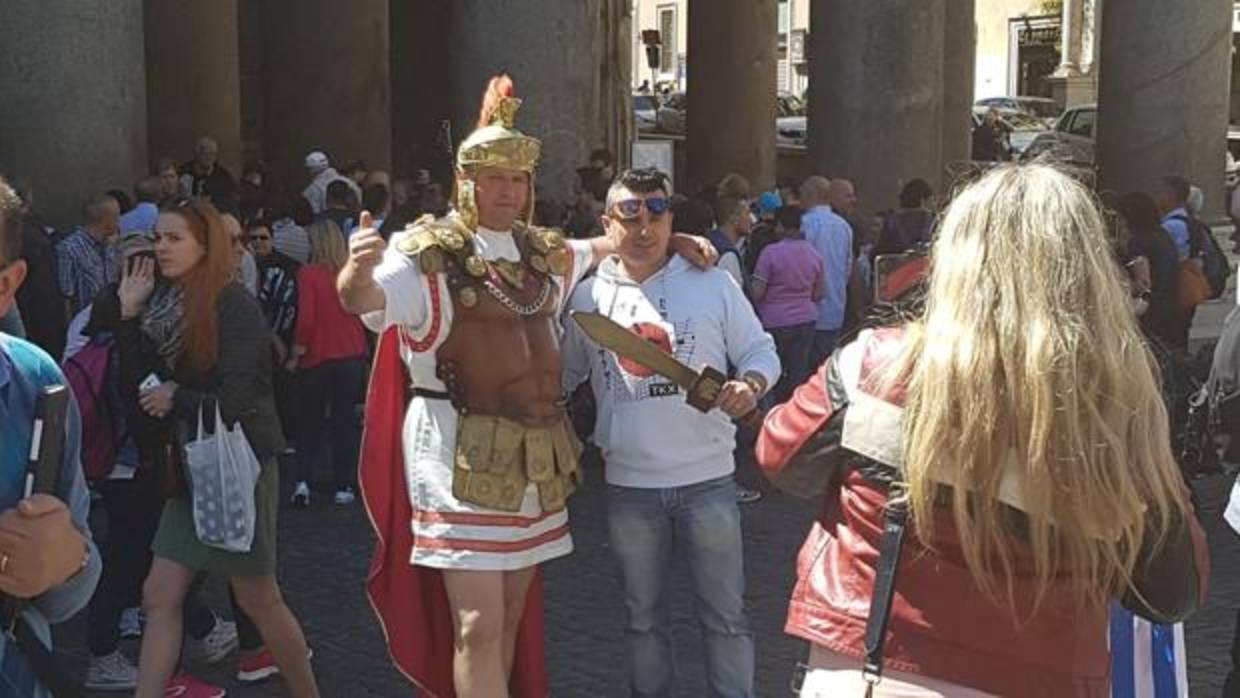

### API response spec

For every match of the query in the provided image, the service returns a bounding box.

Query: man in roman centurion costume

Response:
[339,75,713,697]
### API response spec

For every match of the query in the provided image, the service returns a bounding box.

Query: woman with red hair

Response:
[120,198,319,697]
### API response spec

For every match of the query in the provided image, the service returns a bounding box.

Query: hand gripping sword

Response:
[571,311,764,431]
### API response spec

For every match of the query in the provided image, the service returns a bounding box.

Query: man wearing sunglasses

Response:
[338,76,716,697]
[562,167,779,698]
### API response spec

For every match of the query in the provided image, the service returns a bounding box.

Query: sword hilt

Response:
[687,366,766,432]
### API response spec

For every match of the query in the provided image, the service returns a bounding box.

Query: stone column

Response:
[809,0,946,212]
[1097,0,1232,218]
[1054,0,1085,77]
[941,0,977,192]
[0,1,148,227]
[451,0,610,203]
[262,0,391,196]
[685,0,778,193]
[144,0,243,173]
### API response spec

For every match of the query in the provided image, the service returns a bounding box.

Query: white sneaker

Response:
[118,606,144,639]
[291,481,310,508]
[334,487,355,505]
[84,650,139,691]
[184,618,238,665]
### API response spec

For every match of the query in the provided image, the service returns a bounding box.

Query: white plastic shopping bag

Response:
[183,403,261,552]
[1226,474,1240,536]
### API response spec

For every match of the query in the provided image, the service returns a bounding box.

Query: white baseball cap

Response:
[304,151,329,169]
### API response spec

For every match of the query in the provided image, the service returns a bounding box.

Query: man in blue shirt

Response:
[1155,175,1193,260]
[799,176,853,367]
[0,176,102,696]
[118,177,162,235]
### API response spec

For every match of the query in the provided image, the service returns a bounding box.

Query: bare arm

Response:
[750,278,768,303]
[337,211,387,315]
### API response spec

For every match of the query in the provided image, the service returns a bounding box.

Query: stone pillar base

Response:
[1050,74,1097,109]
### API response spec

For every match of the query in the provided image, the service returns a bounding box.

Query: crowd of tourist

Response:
[0,115,1233,698]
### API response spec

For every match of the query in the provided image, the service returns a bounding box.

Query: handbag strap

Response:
[862,485,909,697]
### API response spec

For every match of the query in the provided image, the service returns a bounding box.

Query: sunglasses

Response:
[610,196,670,221]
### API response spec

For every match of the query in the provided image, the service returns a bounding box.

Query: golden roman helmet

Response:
[456,74,541,230]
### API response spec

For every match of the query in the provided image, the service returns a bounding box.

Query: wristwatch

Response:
[741,374,766,397]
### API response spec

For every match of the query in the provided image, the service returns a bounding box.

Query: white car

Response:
[975,96,1062,128]
[633,94,659,133]
[777,115,806,147]
[1020,104,1097,166]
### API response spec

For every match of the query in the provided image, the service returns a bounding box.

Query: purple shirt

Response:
[753,239,824,329]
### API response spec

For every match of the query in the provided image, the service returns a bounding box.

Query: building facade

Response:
[632,0,810,97]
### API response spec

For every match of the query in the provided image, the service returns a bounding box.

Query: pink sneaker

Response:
[236,646,314,684]
[236,648,279,683]
[165,673,226,698]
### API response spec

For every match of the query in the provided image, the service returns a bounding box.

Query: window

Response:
[658,6,676,75]
[1067,108,1096,138]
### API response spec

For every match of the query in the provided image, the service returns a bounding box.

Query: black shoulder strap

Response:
[861,486,909,696]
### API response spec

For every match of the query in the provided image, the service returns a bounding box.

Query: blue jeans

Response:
[606,475,754,698]
[810,329,841,372]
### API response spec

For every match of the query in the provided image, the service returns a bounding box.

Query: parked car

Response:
[971,107,1048,158]
[634,94,660,133]
[777,115,806,147]
[1020,104,1097,166]
[975,96,1062,127]
[1227,127,1240,189]
[656,92,687,134]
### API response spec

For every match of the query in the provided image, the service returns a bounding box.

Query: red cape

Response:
[359,327,549,697]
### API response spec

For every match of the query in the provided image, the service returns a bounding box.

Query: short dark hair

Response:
[605,168,670,210]
[0,176,24,265]
[363,183,390,213]
[345,160,367,174]
[670,196,713,236]
[899,179,933,209]
[589,149,615,167]
[774,205,803,233]
[326,180,353,204]
[1160,175,1191,204]
[107,188,133,214]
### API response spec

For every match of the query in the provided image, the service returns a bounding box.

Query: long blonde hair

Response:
[306,219,347,271]
[886,165,1187,615]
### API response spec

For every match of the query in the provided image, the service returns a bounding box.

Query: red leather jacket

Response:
[756,328,1209,698]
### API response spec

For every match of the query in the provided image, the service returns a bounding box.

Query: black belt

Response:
[862,486,909,697]
[413,388,451,400]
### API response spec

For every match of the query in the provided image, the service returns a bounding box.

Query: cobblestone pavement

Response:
[55,454,1240,698]
[62,231,1240,696]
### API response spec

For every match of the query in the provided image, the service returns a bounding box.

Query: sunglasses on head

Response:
[611,196,670,220]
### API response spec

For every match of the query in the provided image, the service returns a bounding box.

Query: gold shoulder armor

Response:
[395,217,473,274]
[526,225,567,254]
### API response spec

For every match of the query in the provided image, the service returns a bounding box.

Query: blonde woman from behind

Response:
[757,164,1209,698]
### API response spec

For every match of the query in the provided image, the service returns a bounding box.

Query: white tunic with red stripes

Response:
[362,222,592,571]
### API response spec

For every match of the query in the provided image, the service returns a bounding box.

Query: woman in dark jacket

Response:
[121,198,319,698]
[1118,192,1183,351]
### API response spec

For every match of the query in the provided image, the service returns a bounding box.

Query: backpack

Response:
[1173,213,1230,299]
[1179,308,1240,478]
[62,337,125,481]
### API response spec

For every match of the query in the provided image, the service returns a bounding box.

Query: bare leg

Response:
[135,558,196,698]
[443,569,508,698]
[229,574,320,698]
[501,566,538,678]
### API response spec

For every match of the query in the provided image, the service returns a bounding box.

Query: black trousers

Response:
[86,470,261,655]
[297,357,365,490]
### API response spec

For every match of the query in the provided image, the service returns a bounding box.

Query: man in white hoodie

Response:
[563,168,779,698]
